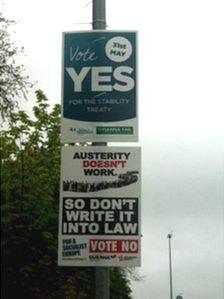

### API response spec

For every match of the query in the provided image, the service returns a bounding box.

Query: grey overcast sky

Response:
[2,0,224,298]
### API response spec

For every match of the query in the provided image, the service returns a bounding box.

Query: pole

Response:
[92,1,109,299]
[92,0,106,29]
[92,0,107,147]
[167,233,174,299]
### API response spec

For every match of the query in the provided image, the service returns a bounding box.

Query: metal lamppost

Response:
[167,233,174,299]
[92,2,109,299]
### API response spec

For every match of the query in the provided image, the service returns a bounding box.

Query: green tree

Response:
[110,268,132,299]
[0,14,32,122]
[1,90,133,298]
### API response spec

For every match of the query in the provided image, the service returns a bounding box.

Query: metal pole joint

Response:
[92,19,107,28]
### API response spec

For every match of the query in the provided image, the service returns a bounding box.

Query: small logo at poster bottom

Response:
[70,127,94,135]
[97,126,133,135]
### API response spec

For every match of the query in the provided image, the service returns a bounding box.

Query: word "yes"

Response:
[66,66,135,92]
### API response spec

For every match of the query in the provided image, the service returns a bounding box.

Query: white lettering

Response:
[66,67,90,92]
[65,66,135,92]
[64,198,74,210]
[91,67,112,92]
[104,223,137,234]
[70,47,98,62]
[113,66,135,91]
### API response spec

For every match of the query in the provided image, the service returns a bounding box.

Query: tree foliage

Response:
[1,90,133,298]
[0,14,32,122]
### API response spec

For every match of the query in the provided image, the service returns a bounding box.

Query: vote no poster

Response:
[61,31,138,143]
[58,146,141,267]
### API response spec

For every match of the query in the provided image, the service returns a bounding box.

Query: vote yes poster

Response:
[61,31,138,143]
[58,146,141,267]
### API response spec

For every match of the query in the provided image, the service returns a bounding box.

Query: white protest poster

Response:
[58,146,141,267]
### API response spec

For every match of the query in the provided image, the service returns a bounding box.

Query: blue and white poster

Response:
[61,31,138,142]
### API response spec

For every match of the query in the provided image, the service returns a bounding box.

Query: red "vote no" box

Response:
[89,239,138,253]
